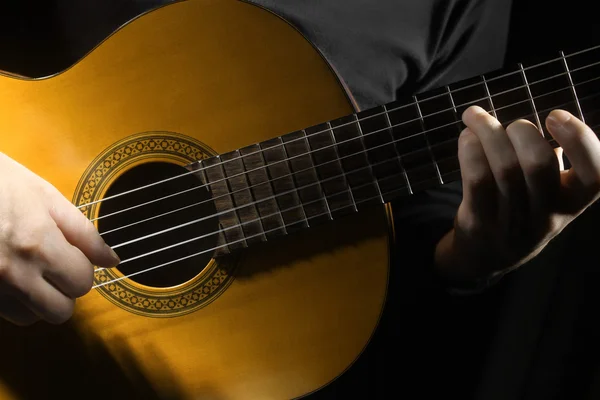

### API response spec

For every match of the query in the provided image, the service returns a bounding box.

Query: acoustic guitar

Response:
[0,1,598,398]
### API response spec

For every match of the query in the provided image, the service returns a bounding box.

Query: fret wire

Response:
[327,121,355,214]
[414,95,444,184]
[216,155,248,248]
[280,135,312,227]
[196,160,211,192]
[354,113,385,204]
[256,146,288,235]
[304,129,333,221]
[481,75,498,119]
[560,50,586,124]
[236,149,270,241]
[383,104,413,194]
[519,63,544,136]
[236,149,268,239]
[446,85,462,134]
[446,85,458,115]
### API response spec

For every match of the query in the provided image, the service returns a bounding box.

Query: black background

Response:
[0,1,598,399]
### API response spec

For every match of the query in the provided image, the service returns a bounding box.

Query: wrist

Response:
[434,229,506,294]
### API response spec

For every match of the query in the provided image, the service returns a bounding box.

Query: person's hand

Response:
[0,152,120,326]
[435,106,600,283]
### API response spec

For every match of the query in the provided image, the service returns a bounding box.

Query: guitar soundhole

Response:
[96,162,219,288]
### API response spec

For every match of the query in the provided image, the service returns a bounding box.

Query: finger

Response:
[7,269,75,325]
[41,225,94,299]
[462,106,528,235]
[505,119,560,217]
[457,128,496,233]
[0,295,39,326]
[546,109,600,209]
[46,191,120,269]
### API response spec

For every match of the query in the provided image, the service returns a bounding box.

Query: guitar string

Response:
[94,99,600,276]
[93,118,600,290]
[99,90,600,253]
[76,45,600,211]
[91,165,459,288]
[84,62,600,222]
[81,57,600,213]
[91,73,600,225]
[95,76,600,240]
[96,163,432,270]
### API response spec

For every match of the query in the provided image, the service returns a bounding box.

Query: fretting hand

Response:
[435,106,600,283]
[0,153,120,326]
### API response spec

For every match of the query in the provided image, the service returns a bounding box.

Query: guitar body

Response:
[0,1,390,398]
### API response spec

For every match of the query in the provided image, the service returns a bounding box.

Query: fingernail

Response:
[105,244,121,265]
[547,110,573,133]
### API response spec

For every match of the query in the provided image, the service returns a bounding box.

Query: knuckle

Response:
[459,213,483,235]
[465,166,493,188]
[11,225,47,259]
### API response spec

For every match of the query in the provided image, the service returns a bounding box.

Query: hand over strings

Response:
[436,106,600,283]
[0,153,120,326]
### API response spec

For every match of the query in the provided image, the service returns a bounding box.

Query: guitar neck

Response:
[190,44,600,255]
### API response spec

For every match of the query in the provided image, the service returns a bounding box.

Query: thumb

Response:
[47,193,121,269]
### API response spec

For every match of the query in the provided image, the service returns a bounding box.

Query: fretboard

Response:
[189,45,600,256]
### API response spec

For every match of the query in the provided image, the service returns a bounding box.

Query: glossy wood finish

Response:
[0,1,390,399]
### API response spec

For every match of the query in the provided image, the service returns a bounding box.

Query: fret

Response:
[445,85,462,134]
[327,121,356,212]
[260,137,310,233]
[484,66,538,130]
[280,130,332,225]
[519,63,544,135]
[354,114,385,203]
[356,105,411,199]
[329,114,383,208]
[305,123,355,219]
[515,56,578,141]
[415,87,461,183]
[481,75,498,119]
[220,150,266,245]
[449,75,496,116]
[202,155,247,254]
[560,51,585,124]
[383,104,412,195]
[190,160,211,192]
[414,95,443,184]
[385,98,440,192]
[239,144,288,238]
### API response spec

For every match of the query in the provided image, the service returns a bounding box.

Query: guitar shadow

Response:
[230,206,390,280]
[0,318,222,400]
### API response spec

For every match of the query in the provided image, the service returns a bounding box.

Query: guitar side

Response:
[0,1,390,399]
